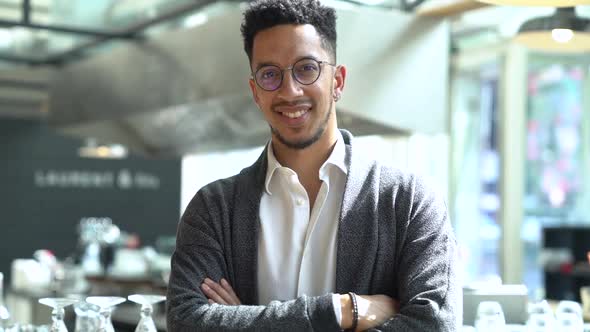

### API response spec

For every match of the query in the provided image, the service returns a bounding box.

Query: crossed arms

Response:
[200,277,399,331]
[166,177,461,331]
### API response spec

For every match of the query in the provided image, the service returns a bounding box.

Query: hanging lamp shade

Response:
[478,0,590,7]
[514,7,590,52]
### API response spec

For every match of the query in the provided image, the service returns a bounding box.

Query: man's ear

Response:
[249,78,261,109]
[333,65,346,101]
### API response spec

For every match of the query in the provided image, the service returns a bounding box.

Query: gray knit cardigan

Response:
[166,129,461,331]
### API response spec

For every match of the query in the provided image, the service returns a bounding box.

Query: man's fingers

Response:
[221,278,242,304]
[207,278,237,304]
[203,278,239,305]
[201,282,228,305]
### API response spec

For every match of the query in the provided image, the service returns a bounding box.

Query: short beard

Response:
[270,98,334,150]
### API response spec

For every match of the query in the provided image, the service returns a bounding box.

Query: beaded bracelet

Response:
[346,292,359,332]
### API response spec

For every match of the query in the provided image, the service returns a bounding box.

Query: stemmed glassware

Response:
[526,300,555,332]
[128,295,166,332]
[0,325,50,332]
[73,301,100,332]
[1,272,11,331]
[555,300,583,332]
[38,298,79,332]
[474,301,506,332]
[526,313,554,332]
[0,305,9,330]
[85,297,125,332]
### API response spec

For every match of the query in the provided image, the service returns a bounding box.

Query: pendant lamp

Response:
[514,7,590,52]
[478,0,590,7]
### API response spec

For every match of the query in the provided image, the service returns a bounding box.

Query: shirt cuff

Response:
[332,293,342,326]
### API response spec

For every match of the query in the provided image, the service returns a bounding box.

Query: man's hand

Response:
[201,278,242,305]
[340,294,399,331]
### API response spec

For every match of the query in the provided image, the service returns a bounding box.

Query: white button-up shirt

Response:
[257,132,347,322]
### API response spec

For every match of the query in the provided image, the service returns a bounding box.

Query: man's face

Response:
[248,24,345,150]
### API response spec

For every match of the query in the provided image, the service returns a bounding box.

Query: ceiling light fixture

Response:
[184,13,208,28]
[478,0,590,7]
[514,7,590,53]
[78,139,128,159]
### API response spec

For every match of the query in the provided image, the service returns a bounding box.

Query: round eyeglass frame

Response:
[252,57,336,92]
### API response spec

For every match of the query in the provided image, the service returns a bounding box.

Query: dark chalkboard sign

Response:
[0,119,181,281]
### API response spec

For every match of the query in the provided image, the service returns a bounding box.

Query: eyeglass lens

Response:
[255,58,322,91]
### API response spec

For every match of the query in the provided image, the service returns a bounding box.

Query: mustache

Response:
[271,99,313,110]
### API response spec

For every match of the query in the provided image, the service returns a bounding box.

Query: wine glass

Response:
[555,301,583,332]
[555,300,582,318]
[555,312,583,332]
[73,301,100,332]
[0,305,9,326]
[526,313,555,332]
[6,325,50,332]
[85,297,125,332]
[127,294,166,332]
[1,272,11,330]
[38,298,79,332]
[526,300,555,332]
[474,301,506,332]
[528,300,552,315]
[17,325,48,332]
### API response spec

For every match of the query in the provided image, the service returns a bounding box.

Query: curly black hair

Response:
[240,0,337,65]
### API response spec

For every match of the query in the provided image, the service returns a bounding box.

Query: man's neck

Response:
[271,127,339,208]
[271,128,338,179]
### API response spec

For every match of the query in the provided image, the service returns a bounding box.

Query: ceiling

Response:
[0,0,410,124]
[43,2,450,156]
[450,4,590,51]
[0,0,587,66]
[0,0,220,66]
[0,0,587,155]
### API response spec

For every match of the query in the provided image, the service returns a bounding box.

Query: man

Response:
[166,0,460,330]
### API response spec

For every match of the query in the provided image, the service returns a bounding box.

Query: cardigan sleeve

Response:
[166,190,342,332]
[371,175,462,331]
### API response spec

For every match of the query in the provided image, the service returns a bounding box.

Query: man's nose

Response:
[277,70,304,97]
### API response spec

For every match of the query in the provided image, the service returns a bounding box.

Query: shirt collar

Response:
[321,130,348,177]
[264,141,282,195]
[264,131,348,195]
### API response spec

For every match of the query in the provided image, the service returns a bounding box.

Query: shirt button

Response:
[296,198,304,206]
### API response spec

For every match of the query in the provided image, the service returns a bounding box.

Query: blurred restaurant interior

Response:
[0,0,589,330]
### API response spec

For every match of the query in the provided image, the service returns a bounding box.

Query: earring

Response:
[333,92,340,102]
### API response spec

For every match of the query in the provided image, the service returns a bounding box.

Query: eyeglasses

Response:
[253,57,336,92]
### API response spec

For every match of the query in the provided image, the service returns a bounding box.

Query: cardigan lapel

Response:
[232,146,268,305]
[335,130,380,294]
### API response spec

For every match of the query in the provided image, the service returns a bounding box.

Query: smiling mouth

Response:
[281,110,309,118]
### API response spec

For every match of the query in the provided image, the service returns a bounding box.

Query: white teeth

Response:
[283,110,307,118]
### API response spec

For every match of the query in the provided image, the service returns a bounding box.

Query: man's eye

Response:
[262,71,277,79]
